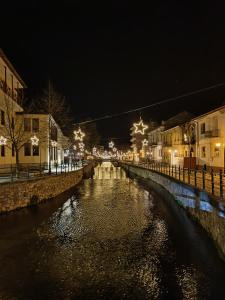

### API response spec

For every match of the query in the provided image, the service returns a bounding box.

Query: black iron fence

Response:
[0,161,87,183]
[125,160,225,200]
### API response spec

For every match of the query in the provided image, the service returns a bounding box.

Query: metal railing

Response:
[124,160,225,201]
[0,161,87,183]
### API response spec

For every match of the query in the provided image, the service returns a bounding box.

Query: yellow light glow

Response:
[142,139,148,146]
[133,119,148,135]
[0,136,7,145]
[216,143,221,147]
[30,135,39,146]
[74,128,85,141]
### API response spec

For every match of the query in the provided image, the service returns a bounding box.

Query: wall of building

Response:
[121,163,225,259]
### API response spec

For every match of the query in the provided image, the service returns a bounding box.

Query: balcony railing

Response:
[0,79,22,103]
[203,129,220,138]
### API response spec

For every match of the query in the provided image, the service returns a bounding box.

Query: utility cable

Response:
[73,81,225,125]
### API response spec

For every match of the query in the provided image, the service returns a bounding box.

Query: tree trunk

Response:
[15,147,20,176]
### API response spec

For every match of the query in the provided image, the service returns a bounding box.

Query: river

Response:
[0,162,225,299]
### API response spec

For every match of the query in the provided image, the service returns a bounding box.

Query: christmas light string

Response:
[73,82,225,125]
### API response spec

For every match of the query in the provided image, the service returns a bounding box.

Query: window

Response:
[12,144,15,157]
[24,143,31,156]
[11,117,15,130]
[1,110,5,125]
[51,126,58,141]
[32,118,39,132]
[201,146,206,158]
[214,146,220,157]
[24,118,31,132]
[201,123,206,134]
[33,145,39,156]
[1,145,5,157]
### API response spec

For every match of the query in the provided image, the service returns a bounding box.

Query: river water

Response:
[0,162,225,299]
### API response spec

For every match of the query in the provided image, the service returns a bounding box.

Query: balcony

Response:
[203,129,219,138]
[0,79,22,103]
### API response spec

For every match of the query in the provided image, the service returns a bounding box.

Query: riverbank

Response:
[0,162,94,214]
[120,162,225,259]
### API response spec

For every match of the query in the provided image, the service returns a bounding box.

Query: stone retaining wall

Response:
[0,163,94,214]
[121,163,225,259]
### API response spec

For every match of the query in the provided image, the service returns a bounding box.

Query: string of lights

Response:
[73,82,225,125]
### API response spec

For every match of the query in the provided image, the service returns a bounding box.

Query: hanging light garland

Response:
[142,139,148,147]
[30,135,39,146]
[133,119,148,135]
[0,136,7,145]
[109,141,114,148]
[74,127,85,141]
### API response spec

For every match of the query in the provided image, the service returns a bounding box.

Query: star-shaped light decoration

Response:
[0,136,7,145]
[73,145,77,150]
[142,139,148,147]
[74,128,85,141]
[78,142,85,149]
[109,141,114,148]
[30,135,39,146]
[113,147,117,152]
[133,119,148,135]
[51,140,57,147]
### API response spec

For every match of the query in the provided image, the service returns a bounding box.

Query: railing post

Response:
[220,169,223,199]
[174,165,176,179]
[211,168,214,195]
[178,166,180,181]
[169,164,171,176]
[188,168,190,184]
[194,168,197,187]
[56,163,58,175]
[172,165,173,177]
[183,167,185,182]
[61,163,62,174]
[202,168,205,190]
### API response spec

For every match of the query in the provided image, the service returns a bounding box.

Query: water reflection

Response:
[0,162,225,299]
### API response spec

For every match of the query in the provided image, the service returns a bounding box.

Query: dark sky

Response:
[2,1,225,144]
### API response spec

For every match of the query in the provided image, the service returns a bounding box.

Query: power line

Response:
[74,81,225,125]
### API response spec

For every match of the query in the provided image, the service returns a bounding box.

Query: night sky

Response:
[2,1,225,144]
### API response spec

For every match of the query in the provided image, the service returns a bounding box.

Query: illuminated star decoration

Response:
[78,142,85,149]
[74,128,85,141]
[109,141,114,148]
[73,145,77,150]
[0,136,7,145]
[113,147,117,152]
[134,119,148,135]
[30,135,39,146]
[51,140,57,147]
[142,139,148,146]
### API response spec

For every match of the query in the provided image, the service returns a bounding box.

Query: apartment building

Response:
[0,49,68,169]
[193,105,225,171]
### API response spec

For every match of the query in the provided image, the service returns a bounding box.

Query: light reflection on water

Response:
[0,162,225,299]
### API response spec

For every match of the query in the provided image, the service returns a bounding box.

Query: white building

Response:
[193,105,225,171]
[0,49,68,170]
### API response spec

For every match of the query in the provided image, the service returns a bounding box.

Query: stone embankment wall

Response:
[121,163,225,259]
[0,163,94,214]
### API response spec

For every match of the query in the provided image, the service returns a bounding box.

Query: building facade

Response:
[0,49,68,170]
[193,105,225,171]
